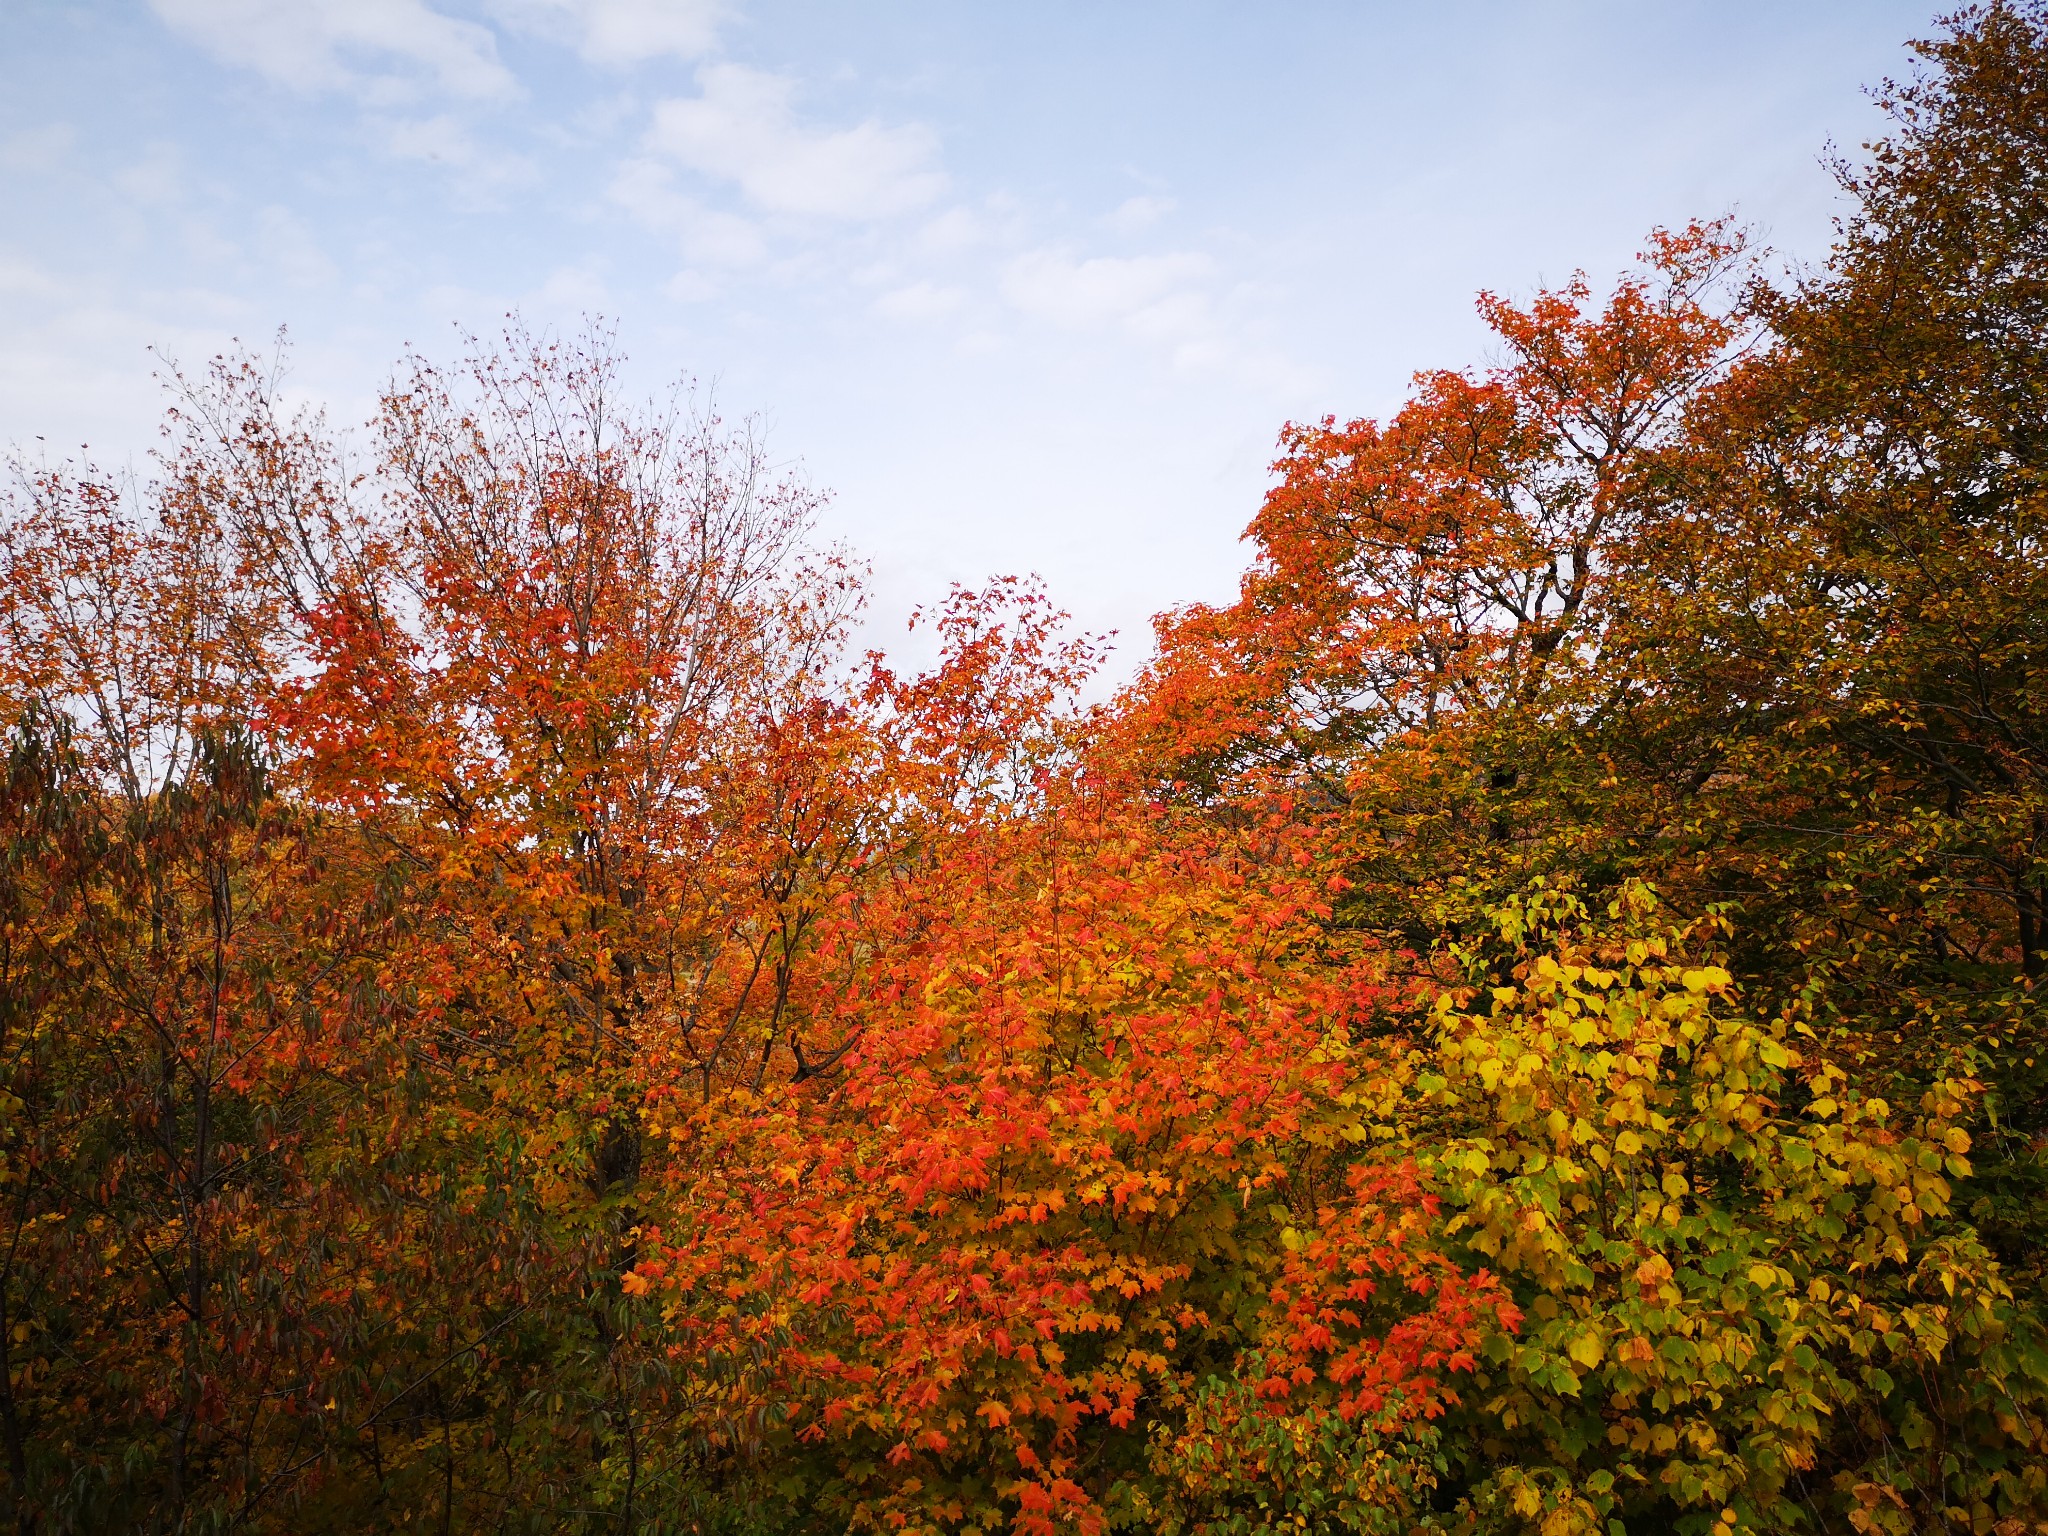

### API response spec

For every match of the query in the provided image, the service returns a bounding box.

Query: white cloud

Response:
[0,256,282,459]
[491,0,725,64]
[0,125,77,175]
[644,64,944,220]
[662,269,721,303]
[0,259,70,306]
[1001,248,1230,367]
[1001,249,1211,330]
[1104,194,1175,234]
[680,207,767,267]
[255,206,339,288]
[610,157,767,267]
[370,116,533,195]
[912,205,989,257]
[527,264,611,310]
[387,114,473,163]
[113,142,189,210]
[148,0,514,101]
[874,281,966,322]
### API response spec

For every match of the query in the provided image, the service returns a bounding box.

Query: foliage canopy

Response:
[4,5,2048,1533]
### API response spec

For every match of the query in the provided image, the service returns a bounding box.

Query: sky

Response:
[2,0,1940,673]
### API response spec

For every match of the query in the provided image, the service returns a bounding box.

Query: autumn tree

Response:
[0,325,874,1530]
[1115,3,2048,1530]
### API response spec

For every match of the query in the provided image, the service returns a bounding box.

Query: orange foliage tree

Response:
[638,582,1520,1532]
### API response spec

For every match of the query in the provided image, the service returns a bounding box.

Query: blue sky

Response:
[2,0,1937,667]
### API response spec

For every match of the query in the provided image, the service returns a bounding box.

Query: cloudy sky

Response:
[3,0,1936,668]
